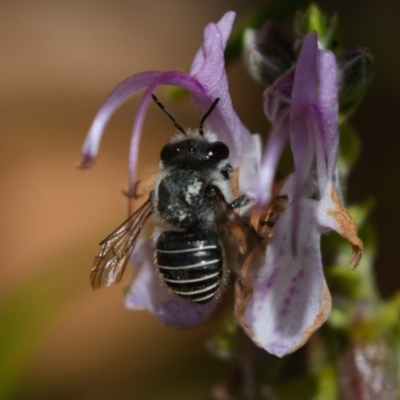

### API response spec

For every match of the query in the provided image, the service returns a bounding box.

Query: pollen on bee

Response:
[185,179,203,204]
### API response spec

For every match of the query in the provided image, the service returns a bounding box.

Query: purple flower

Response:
[81,13,362,356]
[235,31,363,356]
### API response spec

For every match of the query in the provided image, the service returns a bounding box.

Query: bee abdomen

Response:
[156,231,223,304]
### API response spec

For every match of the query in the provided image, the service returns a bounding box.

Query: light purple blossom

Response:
[81,12,362,356]
[235,31,362,356]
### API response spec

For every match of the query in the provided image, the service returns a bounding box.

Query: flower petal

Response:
[124,239,219,328]
[80,71,164,167]
[235,178,331,357]
[254,111,289,207]
[189,12,254,170]
[290,31,319,191]
[80,69,207,184]
[238,133,263,195]
[288,32,340,254]
[290,32,339,195]
[263,67,295,123]
[317,49,339,179]
[316,180,363,268]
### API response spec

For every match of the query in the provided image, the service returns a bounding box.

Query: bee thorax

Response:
[156,170,214,229]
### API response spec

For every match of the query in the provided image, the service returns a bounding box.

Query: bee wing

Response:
[90,198,153,290]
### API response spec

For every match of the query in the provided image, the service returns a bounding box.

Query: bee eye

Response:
[160,144,180,160]
[160,145,170,160]
[205,185,219,199]
[207,142,229,160]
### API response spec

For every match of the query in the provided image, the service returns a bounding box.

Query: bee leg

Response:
[121,173,157,216]
[220,165,233,180]
[121,172,157,199]
[260,212,279,228]
[230,194,253,210]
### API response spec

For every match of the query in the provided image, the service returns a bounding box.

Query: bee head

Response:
[160,137,229,168]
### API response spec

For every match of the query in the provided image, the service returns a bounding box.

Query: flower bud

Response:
[338,48,374,117]
[243,23,295,86]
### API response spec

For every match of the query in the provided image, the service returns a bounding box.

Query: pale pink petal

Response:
[263,68,294,123]
[80,70,205,168]
[125,240,219,328]
[80,71,163,167]
[254,110,289,207]
[236,177,331,356]
[317,49,339,179]
[290,33,339,196]
[290,31,319,190]
[189,11,254,169]
[190,11,234,75]
[238,133,263,194]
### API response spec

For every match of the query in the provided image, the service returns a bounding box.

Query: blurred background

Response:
[1,0,399,398]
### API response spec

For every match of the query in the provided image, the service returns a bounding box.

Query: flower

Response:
[235,31,363,356]
[80,12,362,357]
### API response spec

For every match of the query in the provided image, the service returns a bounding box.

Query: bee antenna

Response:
[151,94,186,135]
[198,98,220,136]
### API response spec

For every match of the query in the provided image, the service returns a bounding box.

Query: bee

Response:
[90,95,256,304]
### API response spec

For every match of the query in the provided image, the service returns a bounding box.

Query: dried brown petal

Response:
[327,186,363,269]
